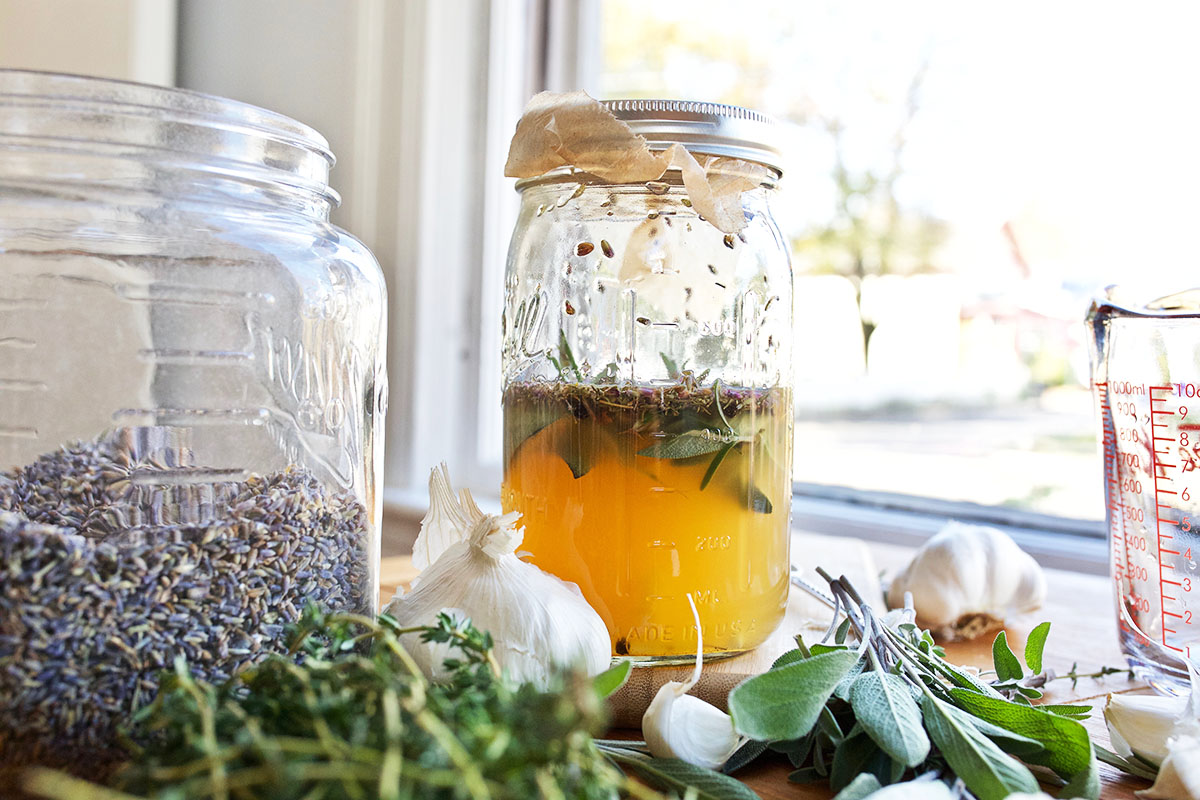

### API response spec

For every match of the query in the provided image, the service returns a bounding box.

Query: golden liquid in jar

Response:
[501,381,791,662]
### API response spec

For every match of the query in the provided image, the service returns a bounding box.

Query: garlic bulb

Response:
[385,466,611,689]
[642,595,743,769]
[885,522,1046,640]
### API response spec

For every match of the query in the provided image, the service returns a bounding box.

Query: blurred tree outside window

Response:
[589,0,1200,521]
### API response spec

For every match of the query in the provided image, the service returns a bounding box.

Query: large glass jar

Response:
[0,71,386,775]
[501,101,792,664]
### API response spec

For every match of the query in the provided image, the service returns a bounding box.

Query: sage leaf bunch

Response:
[728,569,1105,799]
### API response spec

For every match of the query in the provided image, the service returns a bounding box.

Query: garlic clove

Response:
[411,464,471,571]
[885,522,1046,640]
[641,595,742,769]
[1106,692,1190,767]
[1139,734,1200,799]
[642,687,742,770]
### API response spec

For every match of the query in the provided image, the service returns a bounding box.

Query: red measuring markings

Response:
[1150,385,1187,652]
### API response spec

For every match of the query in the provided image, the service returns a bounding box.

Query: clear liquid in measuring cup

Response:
[1090,293,1200,693]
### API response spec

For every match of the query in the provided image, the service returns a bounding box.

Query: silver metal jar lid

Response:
[602,99,784,175]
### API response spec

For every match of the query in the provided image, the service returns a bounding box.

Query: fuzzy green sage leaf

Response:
[919,693,1040,800]
[729,649,861,741]
[991,630,1024,683]
[849,671,930,768]
[948,688,1095,780]
[607,754,762,800]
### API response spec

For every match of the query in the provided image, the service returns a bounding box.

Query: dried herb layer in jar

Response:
[0,434,370,779]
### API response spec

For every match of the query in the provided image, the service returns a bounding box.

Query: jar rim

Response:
[0,69,338,208]
[602,98,785,173]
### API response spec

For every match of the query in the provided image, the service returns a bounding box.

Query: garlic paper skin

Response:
[885,522,1046,640]
[385,467,610,689]
[1141,734,1200,799]
[642,595,743,769]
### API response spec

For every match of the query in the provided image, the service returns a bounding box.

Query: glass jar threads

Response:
[0,71,386,775]
[501,99,792,664]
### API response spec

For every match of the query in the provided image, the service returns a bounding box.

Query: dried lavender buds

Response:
[0,434,370,777]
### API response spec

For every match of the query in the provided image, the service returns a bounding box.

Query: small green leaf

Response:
[637,429,731,460]
[849,672,930,768]
[699,440,737,490]
[829,727,889,792]
[592,660,632,698]
[609,755,762,800]
[770,648,806,670]
[661,352,682,378]
[729,649,862,741]
[920,694,1040,800]
[558,330,581,381]
[1039,703,1093,719]
[722,740,769,774]
[831,773,882,800]
[1025,621,1051,674]
[991,631,1024,682]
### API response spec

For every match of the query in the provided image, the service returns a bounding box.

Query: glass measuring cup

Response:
[1088,288,1200,692]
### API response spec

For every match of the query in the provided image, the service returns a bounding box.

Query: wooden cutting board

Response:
[379,532,883,726]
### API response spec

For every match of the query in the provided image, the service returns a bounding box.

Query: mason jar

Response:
[501,100,792,664]
[0,70,386,775]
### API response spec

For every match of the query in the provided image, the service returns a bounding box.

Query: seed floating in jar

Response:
[707,264,718,274]
[601,239,614,258]
[681,198,693,207]
[715,282,726,289]
[576,242,594,256]
[637,316,650,326]
[647,211,659,219]
[565,301,576,315]
[646,181,669,195]
[723,234,735,249]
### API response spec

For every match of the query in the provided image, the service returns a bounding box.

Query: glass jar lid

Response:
[602,99,784,174]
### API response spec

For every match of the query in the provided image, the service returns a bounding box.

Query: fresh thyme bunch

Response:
[24,607,647,800]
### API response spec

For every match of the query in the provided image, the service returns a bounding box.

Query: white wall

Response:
[0,0,175,85]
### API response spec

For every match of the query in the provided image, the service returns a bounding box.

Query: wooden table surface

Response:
[381,536,1151,799]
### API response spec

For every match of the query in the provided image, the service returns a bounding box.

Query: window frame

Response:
[378,0,1110,573]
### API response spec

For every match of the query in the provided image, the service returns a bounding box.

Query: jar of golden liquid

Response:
[501,100,791,664]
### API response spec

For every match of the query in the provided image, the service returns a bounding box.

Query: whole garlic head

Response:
[886,522,1046,640]
[385,465,611,689]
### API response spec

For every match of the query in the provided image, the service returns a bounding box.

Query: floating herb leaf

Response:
[700,440,738,490]
[503,405,564,467]
[637,429,732,460]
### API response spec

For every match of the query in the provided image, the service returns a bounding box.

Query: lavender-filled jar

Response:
[0,71,386,776]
